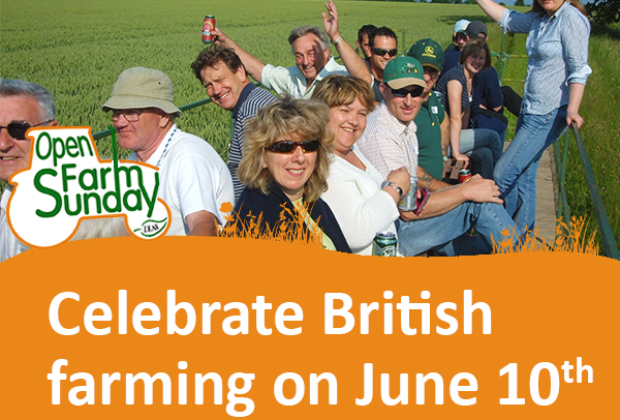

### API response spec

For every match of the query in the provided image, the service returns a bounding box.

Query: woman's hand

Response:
[566,110,584,129]
[452,152,470,169]
[387,167,411,196]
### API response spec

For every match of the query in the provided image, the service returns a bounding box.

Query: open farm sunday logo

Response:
[7,127,171,247]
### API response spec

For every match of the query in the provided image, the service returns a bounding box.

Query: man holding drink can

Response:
[357,57,517,256]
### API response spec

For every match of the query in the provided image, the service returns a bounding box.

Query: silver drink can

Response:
[373,232,398,256]
[398,176,418,211]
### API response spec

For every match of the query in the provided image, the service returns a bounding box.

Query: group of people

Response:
[0,0,591,261]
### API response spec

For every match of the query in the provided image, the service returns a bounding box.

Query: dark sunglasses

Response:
[266,140,321,154]
[0,120,52,140]
[389,86,424,98]
[372,47,398,57]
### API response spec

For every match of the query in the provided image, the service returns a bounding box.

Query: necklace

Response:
[156,126,177,167]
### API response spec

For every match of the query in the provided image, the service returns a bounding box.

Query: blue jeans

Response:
[396,201,515,256]
[493,106,567,235]
[448,129,503,179]
[472,112,507,150]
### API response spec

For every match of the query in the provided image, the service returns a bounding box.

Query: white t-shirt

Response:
[131,125,235,236]
[0,187,29,262]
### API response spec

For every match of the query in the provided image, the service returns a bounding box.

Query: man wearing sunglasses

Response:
[0,79,58,262]
[102,67,234,237]
[357,57,516,256]
[210,0,371,99]
[367,26,399,103]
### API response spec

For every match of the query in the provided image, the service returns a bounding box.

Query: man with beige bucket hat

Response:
[103,67,234,236]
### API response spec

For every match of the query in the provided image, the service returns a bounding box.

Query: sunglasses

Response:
[389,86,424,98]
[0,120,52,140]
[266,140,321,154]
[372,47,398,57]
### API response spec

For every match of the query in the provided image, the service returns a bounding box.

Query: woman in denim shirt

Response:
[474,0,591,236]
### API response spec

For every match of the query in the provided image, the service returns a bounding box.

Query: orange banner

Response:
[0,237,617,418]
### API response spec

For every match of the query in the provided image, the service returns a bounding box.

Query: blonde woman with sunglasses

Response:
[234,95,351,253]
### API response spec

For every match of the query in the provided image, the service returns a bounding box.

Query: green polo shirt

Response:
[415,91,445,181]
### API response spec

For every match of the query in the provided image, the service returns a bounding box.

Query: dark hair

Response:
[357,24,377,43]
[191,45,245,82]
[369,26,397,48]
[460,39,491,70]
[531,0,587,16]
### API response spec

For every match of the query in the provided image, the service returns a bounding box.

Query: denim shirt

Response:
[499,2,591,115]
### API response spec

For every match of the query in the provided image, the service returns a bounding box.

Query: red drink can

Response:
[202,15,216,44]
[459,169,472,183]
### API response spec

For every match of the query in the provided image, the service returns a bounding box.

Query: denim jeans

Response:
[493,106,567,235]
[472,112,508,150]
[448,128,503,179]
[396,201,515,256]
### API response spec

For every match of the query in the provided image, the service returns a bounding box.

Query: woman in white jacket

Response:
[312,75,411,255]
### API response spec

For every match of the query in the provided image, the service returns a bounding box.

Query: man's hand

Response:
[212,27,229,45]
[460,174,503,204]
[322,0,340,42]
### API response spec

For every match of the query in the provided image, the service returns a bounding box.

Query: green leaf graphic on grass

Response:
[133,218,168,238]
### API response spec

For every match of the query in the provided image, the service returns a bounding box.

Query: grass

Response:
[1,1,619,249]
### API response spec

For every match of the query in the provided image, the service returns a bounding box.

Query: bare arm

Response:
[417,165,451,192]
[322,0,372,85]
[440,115,450,157]
[447,79,469,168]
[475,0,506,23]
[186,210,218,236]
[400,175,503,221]
[567,83,586,128]
[213,27,266,83]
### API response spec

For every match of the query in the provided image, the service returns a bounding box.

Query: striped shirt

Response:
[230,83,277,201]
[499,2,591,115]
[356,101,419,179]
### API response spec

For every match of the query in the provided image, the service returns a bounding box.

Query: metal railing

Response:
[554,123,619,260]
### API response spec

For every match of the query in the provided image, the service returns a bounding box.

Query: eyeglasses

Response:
[265,140,321,154]
[111,109,151,122]
[0,120,52,140]
[372,47,398,57]
[388,86,424,98]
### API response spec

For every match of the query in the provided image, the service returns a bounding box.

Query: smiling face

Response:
[422,66,440,94]
[327,97,368,156]
[0,95,57,182]
[200,61,248,111]
[370,35,397,75]
[537,0,565,15]
[263,132,318,202]
[464,49,487,75]
[381,84,423,125]
[292,33,330,85]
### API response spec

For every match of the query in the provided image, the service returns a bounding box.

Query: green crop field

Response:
[1,0,619,249]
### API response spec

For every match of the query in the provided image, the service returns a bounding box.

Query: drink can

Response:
[373,232,398,257]
[202,15,216,44]
[398,176,418,212]
[459,169,472,183]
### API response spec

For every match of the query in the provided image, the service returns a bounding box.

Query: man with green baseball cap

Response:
[102,67,234,237]
[357,56,516,257]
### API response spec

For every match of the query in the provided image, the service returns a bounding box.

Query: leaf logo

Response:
[134,218,168,238]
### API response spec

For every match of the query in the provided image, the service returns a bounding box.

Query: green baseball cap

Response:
[407,38,444,71]
[383,57,426,90]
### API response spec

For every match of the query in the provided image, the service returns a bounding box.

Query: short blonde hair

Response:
[238,95,334,203]
[311,75,376,112]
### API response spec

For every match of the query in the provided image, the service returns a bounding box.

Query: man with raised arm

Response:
[0,79,59,262]
[367,26,399,103]
[212,0,372,99]
[191,45,276,201]
[356,57,516,256]
[102,67,234,236]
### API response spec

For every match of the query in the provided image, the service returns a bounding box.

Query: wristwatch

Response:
[384,181,403,198]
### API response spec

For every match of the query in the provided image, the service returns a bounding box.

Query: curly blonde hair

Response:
[237,95,334,203]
